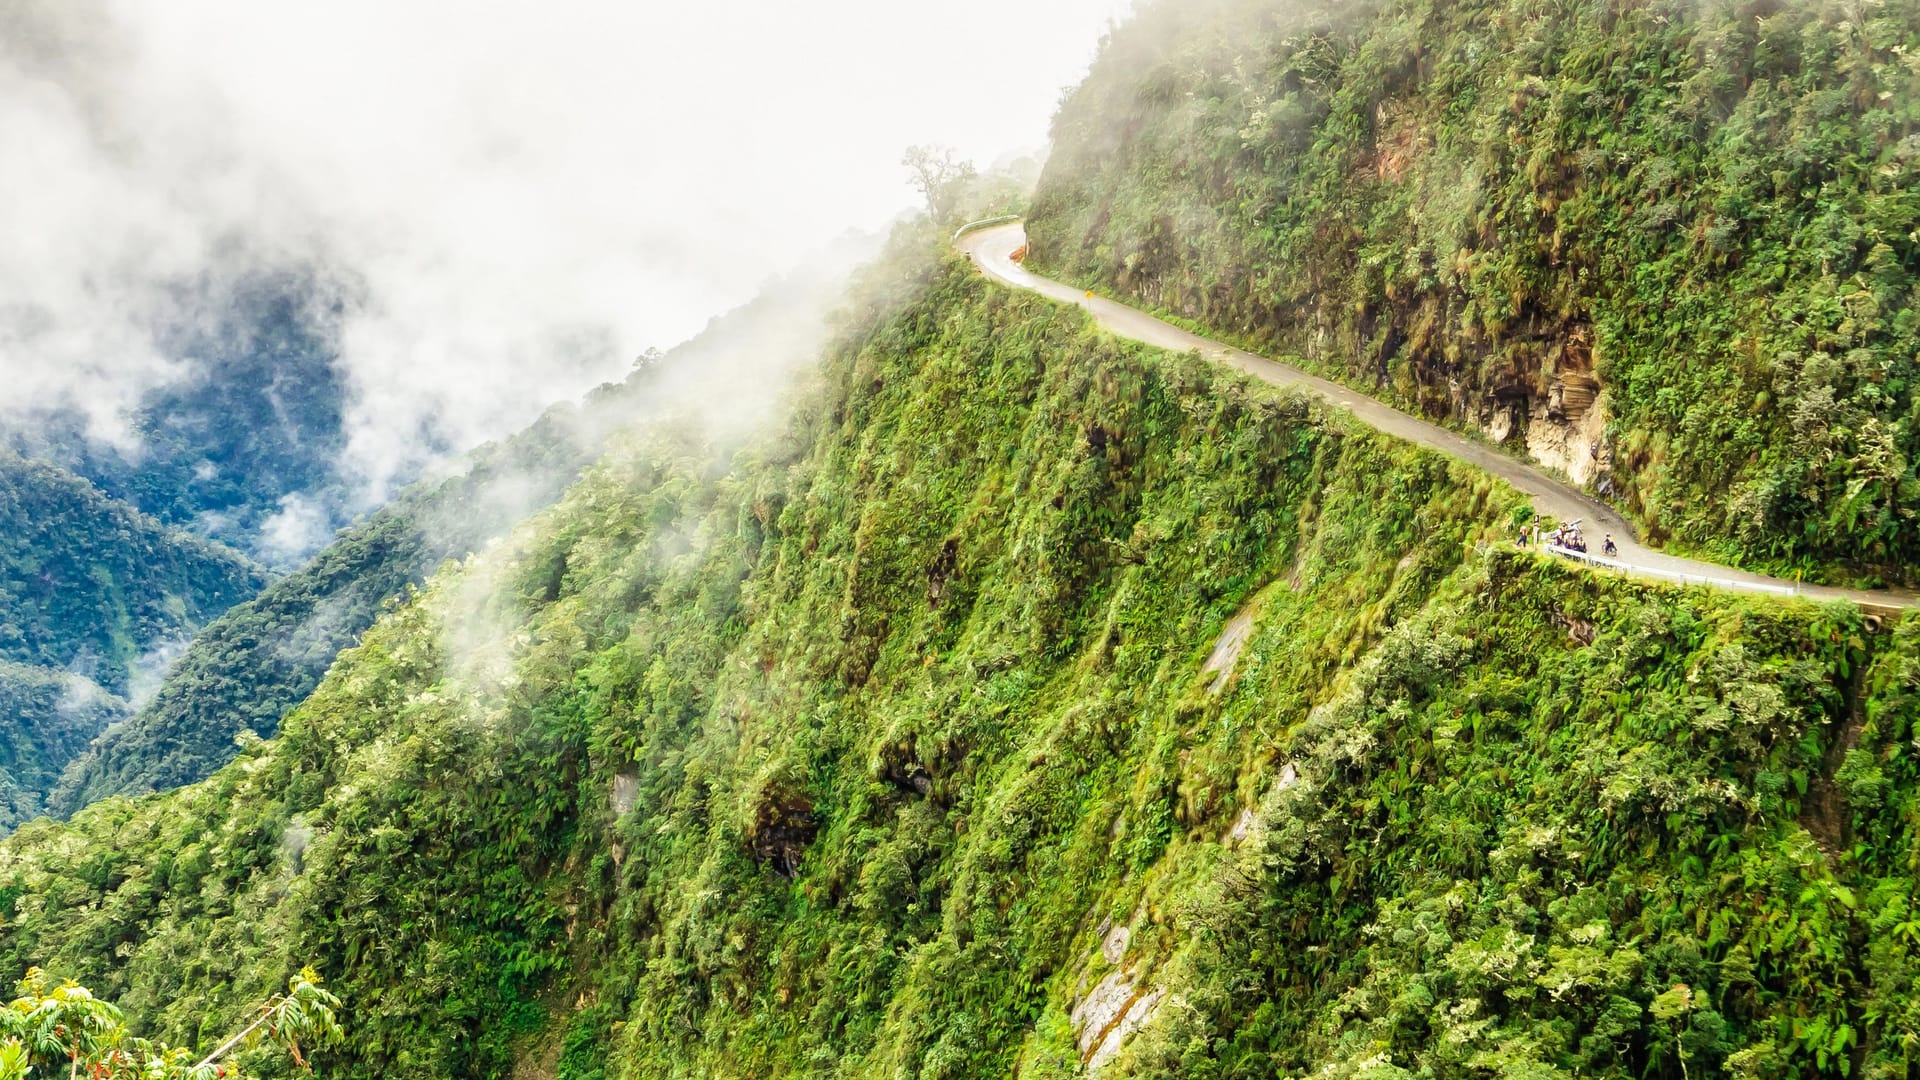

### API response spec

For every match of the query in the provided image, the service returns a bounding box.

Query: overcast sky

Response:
[0,0,1133,500]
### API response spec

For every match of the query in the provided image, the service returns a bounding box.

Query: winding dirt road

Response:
[959,221,1914,613]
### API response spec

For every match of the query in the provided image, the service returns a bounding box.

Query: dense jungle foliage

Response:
[0,244,1914,1079]
[0,665,123,833]
[39,412,594,819]
[43,267,844,820]
[0,966,342,1079]
[0,452,263,696]
[1029,0,1920,585]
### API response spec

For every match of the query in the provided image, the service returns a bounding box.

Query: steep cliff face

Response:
[1029,0,1920,584]
[1,246,1915,1079]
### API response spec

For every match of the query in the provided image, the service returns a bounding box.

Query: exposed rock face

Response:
[1201,608,1256,695]
[1476,327,1613,490]
[1070,900,1165,1074]
[610,770,639,818]
[748,792,817,878]
[1071,968,1167,1075]
[876,738,935,797]
[609,770,642,866]
[1525,383,1610,489]
[1550,609,1599,647]
[1226,762,1297,846]
[1225,807,1258,845]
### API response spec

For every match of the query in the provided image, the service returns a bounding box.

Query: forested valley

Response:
[2,2,1918,1078]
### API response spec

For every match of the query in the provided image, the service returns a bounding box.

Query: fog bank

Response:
[0,0,1133,505]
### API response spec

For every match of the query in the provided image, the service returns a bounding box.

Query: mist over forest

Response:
[0,0,1130,557]
[4,2,1920,1078]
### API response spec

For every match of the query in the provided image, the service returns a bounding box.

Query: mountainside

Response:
[39,408,608,819]
[1,240,1915,1079]
[0,451,264,696]
[1028,0,1920,585]
[6,276,352,566]
[42,257,853,820]
[0,664,126,832]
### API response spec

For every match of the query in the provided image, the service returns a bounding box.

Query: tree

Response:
[0,967,343,1079]
[1650,983,1696,1080]
[902,145,978,225]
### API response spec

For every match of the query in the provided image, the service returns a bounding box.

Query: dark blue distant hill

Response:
[8,275,352,567]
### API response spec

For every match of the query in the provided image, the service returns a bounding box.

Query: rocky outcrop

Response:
[1071,902,1166,1075]
[1071,970,1166,1075]
[1201,608,1256,696]
[748,790,817,878]
[1476,327,1613,490]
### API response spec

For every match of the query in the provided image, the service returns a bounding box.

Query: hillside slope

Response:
[1,245,1914,1079]
[6,276,351,566]
[39,414,598,818]
[0,451,264,695]
[43,257,854,819]
[0,664,126,831]
[1029,0,1920,585]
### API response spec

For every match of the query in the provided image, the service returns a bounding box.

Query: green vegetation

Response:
[1029,0,1920,585]
[906,143,1045,228]
[41,415,593,817]
[0,452,263,696]
[0,967,341,1079]
[45,261,851,819]
[0,241,1914,1078]
[6,282,351,565]
[0,665,124,833]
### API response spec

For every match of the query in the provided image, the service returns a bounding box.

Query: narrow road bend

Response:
[958,221,1914,614]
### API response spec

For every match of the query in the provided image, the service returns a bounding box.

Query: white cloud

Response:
[0,0,1134,498]
[125,632,191,712]
[257,492,335,568]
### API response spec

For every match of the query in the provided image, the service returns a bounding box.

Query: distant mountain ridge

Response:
[0,450,264,696]
[5,276,351,567]
[42,248,863,819]
[0,452,244,831]
[0,663,125,832]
